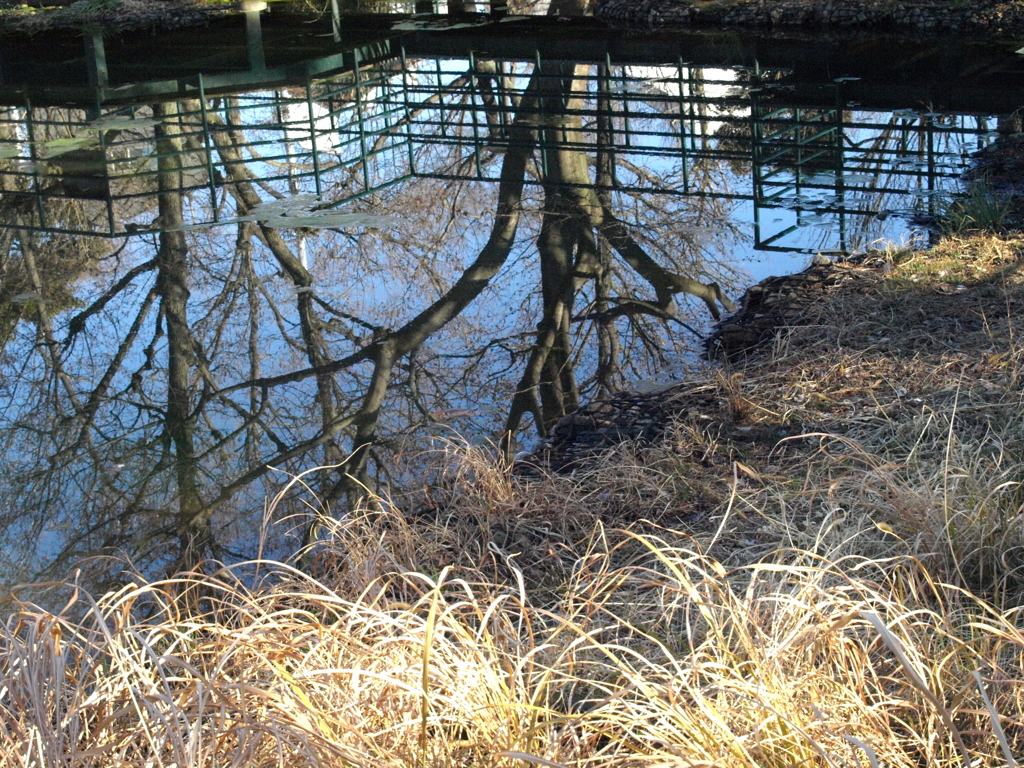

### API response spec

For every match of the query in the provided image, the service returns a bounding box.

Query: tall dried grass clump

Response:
[788,385,1024,605]
[0,506,1021,767]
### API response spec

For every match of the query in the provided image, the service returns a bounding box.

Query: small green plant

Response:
[937,181,1010,235]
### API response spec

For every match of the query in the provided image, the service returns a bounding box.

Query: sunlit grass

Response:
[1,480,1023,767]
[6,411,1024,768]
[883,232,1024,289]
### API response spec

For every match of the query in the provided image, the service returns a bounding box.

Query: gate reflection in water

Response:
[0,49,995,252]
[0,19,1011,582]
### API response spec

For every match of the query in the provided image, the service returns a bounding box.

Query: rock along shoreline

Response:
[595,0,1024,36]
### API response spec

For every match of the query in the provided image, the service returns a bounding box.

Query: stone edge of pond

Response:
[513,254,887,476]
[595,0,1024,36]
[516,128,1024,476]
[0,1,233,35]
[7,1,1024,36]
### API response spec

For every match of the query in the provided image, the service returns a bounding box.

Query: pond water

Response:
[0,2,1020,581]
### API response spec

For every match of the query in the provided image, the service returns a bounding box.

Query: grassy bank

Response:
[2,229,1024,765]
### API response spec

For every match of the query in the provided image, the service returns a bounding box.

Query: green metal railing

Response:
[0,48,996,252]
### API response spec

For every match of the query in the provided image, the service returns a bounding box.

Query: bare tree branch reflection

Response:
[0,51,744,586]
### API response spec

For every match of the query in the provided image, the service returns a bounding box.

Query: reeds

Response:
[0,499,1021,767]
[938,182,1011,235]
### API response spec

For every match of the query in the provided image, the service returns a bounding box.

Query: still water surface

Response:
[0,3,1018,582]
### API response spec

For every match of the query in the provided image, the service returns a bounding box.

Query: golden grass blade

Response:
[972,670,1017,768]
[860,610,973,767]
[706,460,741,554]
[498,750,571,768]
[420,567,447,768]
[842,734,881,768]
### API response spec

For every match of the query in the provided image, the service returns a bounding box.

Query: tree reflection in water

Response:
[0,47,885,589]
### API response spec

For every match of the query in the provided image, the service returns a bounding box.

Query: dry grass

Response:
[674,233,1024,597]
[1,502,1022,767]
[5,234,1024,766]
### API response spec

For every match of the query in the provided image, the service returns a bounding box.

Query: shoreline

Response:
[594,0,1024,35]
[3,0,1024,37]
[518,120,1024,474]
[0,0,231,33]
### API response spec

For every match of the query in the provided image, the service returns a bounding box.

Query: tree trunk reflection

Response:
[0,54,740,588]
